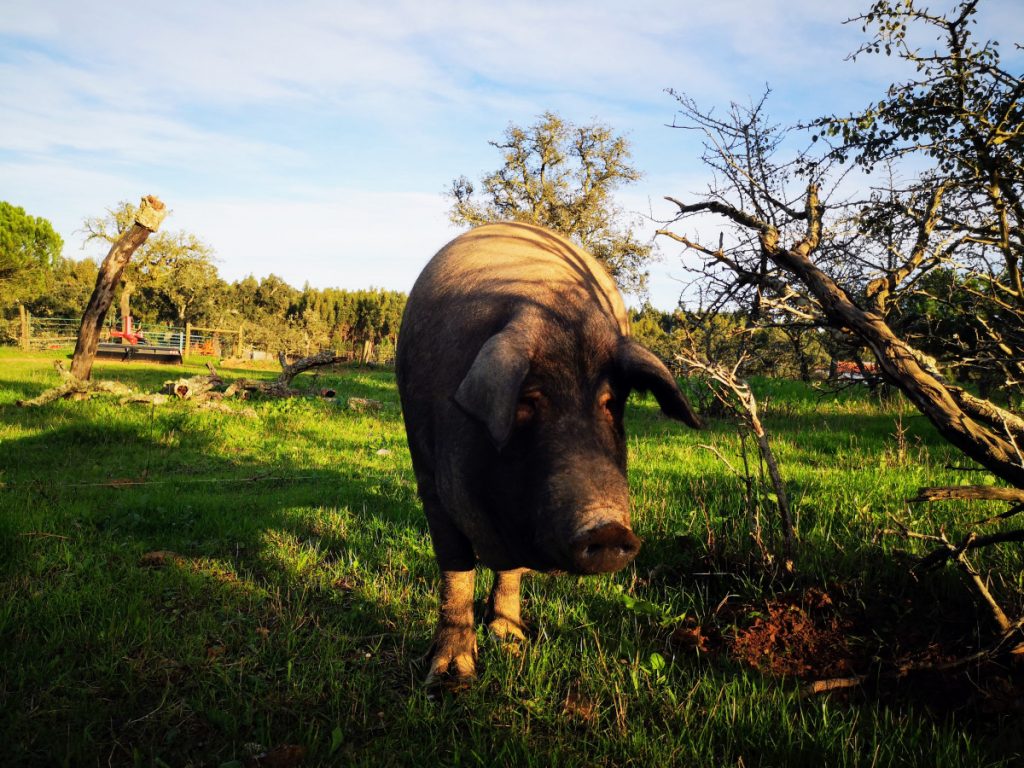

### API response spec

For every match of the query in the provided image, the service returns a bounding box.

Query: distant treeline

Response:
[8,252,836,374]
[6,254,406,356]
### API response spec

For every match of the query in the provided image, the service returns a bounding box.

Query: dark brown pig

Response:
[396,221,702,684]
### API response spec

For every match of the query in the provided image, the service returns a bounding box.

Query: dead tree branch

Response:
[910,486,1024,504]
[225,349,347,398]
[676,346,796,564]
[16,361,134,406]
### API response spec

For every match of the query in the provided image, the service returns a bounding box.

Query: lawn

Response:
[0,348,1020,767]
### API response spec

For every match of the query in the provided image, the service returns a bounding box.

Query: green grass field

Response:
[1,348,1020,767]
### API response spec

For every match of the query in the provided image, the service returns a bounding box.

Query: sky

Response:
[2,0,1022,309]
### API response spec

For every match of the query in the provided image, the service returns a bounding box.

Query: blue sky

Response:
[2,0,1021,309]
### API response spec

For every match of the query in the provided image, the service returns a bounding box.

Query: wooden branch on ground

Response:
[277,350,347,386]
[910,485,1024,504]
[915,529,1024,571]
[881,521,1023,641]
[800,632,1024,699]
[18,351,347,409]
[226,350,347,398]
[799,675,868,698]
[16,361,134,406]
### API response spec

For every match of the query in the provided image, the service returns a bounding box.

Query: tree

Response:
[0,201,63,305]
[25,257,99,318]
[71,196,167,380]
[811,0,1024,401]
[659,0,1024,492]
[82,200,215,326]
[448,112,653,294]
[151,256,224,325]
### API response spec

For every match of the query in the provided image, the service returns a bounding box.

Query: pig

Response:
[396,221,702,684]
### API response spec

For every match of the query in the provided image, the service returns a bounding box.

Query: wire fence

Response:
[2,311,395,365]
[15,316,81,350]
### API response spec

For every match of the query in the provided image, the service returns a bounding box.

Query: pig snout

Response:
[569,520,641,574]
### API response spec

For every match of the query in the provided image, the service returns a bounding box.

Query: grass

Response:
[0,348,1020,767]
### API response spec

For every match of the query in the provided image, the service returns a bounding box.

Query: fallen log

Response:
[162,366,225,399]
[19,351,349,409]
[910,485,1024,504]
[225,350,347,398]
[16,361,134,406]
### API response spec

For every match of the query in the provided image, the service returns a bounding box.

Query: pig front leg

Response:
[420,485,479,685]
[426,569,478,685]
[486,568,527,642]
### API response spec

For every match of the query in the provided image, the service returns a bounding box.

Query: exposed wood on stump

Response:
[71,196,167,381]
[163,365,225,400]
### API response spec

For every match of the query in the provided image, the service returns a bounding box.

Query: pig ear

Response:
[454,328,532,448]
[618,338,703,428]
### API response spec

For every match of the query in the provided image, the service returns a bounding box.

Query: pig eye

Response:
[516,391,542,425]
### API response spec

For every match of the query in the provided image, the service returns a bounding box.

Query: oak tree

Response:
[449,112,652,294]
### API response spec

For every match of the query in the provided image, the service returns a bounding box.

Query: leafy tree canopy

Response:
[0,201,64,301]
[448,111,652,295]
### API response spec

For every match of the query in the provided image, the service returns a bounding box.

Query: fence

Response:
[6,310,244,359]
[5,308,396,366]
[16,314,81,351]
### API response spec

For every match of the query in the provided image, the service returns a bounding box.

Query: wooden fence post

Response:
[19,305,30,350]
[185,322,192,357]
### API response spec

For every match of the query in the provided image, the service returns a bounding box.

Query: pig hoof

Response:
[425,627,477,687]
[487,617,527,644]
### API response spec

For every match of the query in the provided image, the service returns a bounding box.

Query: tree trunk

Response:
[666,187,1024,490]
[763,189,1024,488]
[71,196,166,380]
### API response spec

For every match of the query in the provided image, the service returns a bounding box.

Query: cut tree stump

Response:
[71,195,167,381]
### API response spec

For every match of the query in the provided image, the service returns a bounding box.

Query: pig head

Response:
[396,221,701,685]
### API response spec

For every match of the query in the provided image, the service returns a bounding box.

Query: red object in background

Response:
[835,360,878,379]
[109,315,146,345]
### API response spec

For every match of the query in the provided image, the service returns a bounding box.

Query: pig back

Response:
[396,221,630,466]
[400,221,628,364]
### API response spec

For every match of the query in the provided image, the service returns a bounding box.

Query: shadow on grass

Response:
[0,383,438,765]
[1,365,1017,767]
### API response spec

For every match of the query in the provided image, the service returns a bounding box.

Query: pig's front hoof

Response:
[425,625,478,687]
[487,616,527,644]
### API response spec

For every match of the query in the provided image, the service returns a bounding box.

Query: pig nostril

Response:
[571,522,641,574]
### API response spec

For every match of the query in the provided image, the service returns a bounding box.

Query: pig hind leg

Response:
[486,568,528,642]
